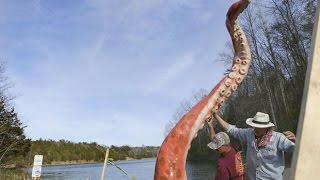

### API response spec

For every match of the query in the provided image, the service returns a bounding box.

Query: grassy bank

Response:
[0,168,31,180]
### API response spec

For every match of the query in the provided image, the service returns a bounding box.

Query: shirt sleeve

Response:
[214,165,230,180]
[277,133,295,152]
[227,125,251,143]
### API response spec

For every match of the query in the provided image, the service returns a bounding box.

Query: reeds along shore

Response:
[0,168,31,180]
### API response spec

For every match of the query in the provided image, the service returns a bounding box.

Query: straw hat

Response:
[246,112,275,128]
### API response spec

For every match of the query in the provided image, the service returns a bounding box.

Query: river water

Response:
[26,159,216,180]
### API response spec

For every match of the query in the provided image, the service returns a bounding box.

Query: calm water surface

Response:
[27,159,216,180]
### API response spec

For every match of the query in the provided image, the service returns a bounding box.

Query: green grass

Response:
[0,168,31,180]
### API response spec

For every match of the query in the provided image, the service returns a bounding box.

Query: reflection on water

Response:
[26,159,216,180]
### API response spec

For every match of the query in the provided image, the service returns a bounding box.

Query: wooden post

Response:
[101,148,109,180]
[289,4,320,180]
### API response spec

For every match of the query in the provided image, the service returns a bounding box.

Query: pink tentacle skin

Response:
[154,0,252,180]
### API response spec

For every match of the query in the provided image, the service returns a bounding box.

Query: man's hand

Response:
[205,114,211,122]
[283,131,296,143]
[205,114,215,128]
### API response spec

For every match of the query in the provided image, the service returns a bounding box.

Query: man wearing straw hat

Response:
[213,112,295,180]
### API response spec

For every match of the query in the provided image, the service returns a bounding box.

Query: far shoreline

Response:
[25,157,158,168]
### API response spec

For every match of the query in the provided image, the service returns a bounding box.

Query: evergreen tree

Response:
[0,62,31,167]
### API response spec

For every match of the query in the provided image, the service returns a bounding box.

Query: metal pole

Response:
[101,148,109,180]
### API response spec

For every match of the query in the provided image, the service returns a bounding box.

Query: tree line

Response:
[165,0,317,161]
[8,138,159,167]
[25,139,159,166]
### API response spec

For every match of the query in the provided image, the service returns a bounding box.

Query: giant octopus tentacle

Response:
[154,0,252,179]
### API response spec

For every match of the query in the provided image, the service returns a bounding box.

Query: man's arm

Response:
[278,132,295,152]
[214,113,230,130]
[206,117,216,141]
[214,112,250,143]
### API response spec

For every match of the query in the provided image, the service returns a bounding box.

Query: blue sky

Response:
[1,0,233,146]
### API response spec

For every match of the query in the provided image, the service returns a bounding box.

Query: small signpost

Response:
[32,155,43,180]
